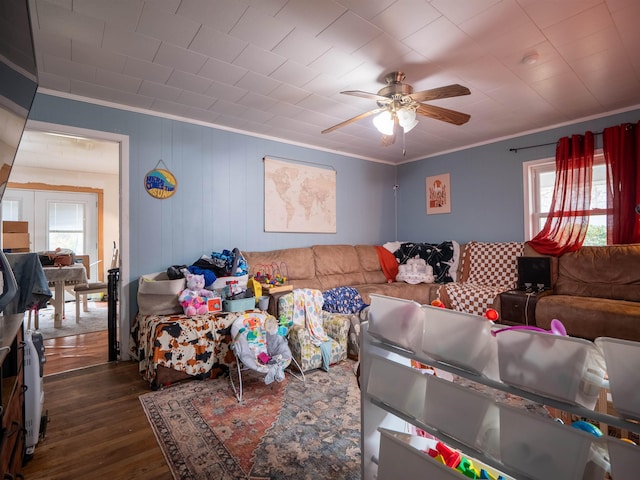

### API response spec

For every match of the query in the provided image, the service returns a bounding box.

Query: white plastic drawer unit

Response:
[367,293,424,352]
[499,404,595,480]
[421,305,497,376]
[423,374,499,457]
[595,336,640,421]
[377,428,465,480]
[377,428,512,480]
[366,354,428,421]
[607,436,640,480]
[497,329,606,409]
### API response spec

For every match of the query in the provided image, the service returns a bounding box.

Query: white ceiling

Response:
[26,0,640,165]
[16,130,120,175]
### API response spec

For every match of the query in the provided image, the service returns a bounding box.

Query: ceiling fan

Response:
[322,71,471,146]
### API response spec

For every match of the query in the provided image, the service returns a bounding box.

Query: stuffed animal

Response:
[179,273,215,315]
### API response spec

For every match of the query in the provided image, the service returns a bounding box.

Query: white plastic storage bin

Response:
[497,329,606,408]
[377,428,467,480]
[367,294,424,352]
[366,355,429,421]
[607,436,640,480]
[499,404,594,480]
[595,337,640,421]
[421,305,497,376]
[422,374,500,458]
[424,377,500,458]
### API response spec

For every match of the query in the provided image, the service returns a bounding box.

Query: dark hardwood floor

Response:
[23,331,172,479]
[42,330,110,375]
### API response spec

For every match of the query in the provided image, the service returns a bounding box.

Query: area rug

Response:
[35,301,108,339]
[139,360,361,480]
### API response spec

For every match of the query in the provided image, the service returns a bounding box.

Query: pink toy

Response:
[492,318,567,337]
[179,273,215,315]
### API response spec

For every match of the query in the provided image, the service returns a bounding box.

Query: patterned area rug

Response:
[139,360,361,480]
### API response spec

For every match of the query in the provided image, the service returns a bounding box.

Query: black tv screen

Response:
[0,0,38,311]
[0,0,38,203]
[517,256,552,291]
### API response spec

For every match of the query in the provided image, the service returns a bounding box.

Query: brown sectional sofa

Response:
[132,242,640,388]
[242,244,443,306]
[535,244,640,342]
[244,242,640,343]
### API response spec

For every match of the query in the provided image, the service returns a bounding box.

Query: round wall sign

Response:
[145,165,177,199]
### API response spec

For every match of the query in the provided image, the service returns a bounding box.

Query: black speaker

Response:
[517,256,551,292]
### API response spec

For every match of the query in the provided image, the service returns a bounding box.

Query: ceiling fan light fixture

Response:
[522,51,539,65]
[373,110,395,135]
[397,108,418,132]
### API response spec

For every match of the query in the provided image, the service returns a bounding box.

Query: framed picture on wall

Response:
[426,173,451,215]
[263,156,337,233]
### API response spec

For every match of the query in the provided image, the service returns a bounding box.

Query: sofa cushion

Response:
[313,244,366,290]
[242,247,322,290]
[355,244,388,284]
[554,245,640,301]
[536,295,640,342]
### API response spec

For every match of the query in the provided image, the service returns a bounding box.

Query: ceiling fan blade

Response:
[380,114,399,146]
[321,107,387,134]
[341,90,391,103]
[416,103,471,126]
[409,84,470,102]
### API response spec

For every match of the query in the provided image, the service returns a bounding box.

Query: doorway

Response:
[10,122,129,373]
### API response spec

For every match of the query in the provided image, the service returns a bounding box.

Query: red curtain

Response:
[529,132,594,255]
[603,121,640,244]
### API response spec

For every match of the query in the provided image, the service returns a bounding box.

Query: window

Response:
[47,201,85,253]
[1,199,21,221]
[2,188,99,277]
[524,152,608,246]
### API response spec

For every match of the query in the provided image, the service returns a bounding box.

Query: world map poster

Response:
[264,157,336,233]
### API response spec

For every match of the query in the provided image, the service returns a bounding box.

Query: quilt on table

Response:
[443,241,523,316]
[130,312,240,386]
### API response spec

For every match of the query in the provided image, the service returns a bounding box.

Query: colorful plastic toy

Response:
[484,308,499,321]
[491,318,567,337]
[571,420,603,437]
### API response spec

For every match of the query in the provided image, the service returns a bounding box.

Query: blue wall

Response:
[28,93,397,316]
[27,92,640,318]
[397,108,640,244]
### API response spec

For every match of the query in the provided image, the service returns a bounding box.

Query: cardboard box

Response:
[2,221,28,233]
[3,232,30,249]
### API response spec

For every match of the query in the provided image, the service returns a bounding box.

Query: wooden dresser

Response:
[0,314,25,478]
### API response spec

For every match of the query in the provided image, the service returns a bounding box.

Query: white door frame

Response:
[26,120,131,360]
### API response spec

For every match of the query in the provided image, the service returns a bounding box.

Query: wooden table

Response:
[42,265,88,327]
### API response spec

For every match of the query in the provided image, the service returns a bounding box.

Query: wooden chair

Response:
[73,246,118,321]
